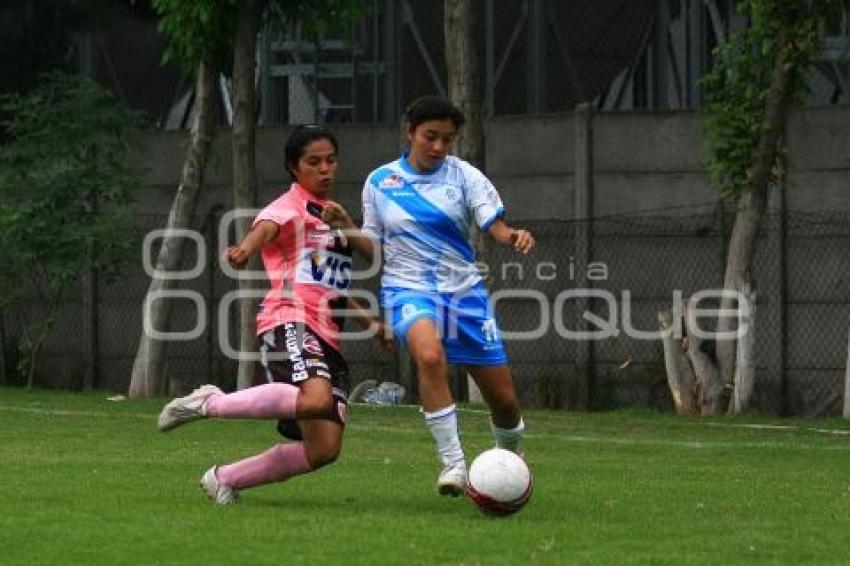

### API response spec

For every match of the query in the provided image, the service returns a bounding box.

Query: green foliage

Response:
[152,0,237,73]
[265,0,368,38]
[0,72,140,379]
[153,0,368,74]
[700,0,849,200]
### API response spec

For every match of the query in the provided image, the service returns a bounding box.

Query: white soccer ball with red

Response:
[466,448,533,516]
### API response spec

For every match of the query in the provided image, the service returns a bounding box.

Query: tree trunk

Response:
[678,299,724,415]
[658,309,699,414]
[445,0,486,403]
[232,0,261,390]
[444,0,484,168]
[728,279,756,414]
[128,62,216,398]
[714,35,793,409]
[665,35,792,415]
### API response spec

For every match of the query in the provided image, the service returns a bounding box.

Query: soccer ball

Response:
[466,448,533,516]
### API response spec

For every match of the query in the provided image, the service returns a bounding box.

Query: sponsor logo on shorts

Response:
[284,323,308,381]
[401,303,419,320]
[481,319,500,342]
[314,369,332,379]
[306,358,328,370]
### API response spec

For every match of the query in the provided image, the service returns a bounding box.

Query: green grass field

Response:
[2,387,850,565]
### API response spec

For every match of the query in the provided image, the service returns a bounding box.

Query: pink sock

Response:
[217,443,313,490]
[204,383,298,420]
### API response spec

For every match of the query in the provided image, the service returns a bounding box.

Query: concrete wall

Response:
[134,106,850,220]
[13,106,850,415]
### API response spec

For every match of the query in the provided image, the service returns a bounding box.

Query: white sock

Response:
[423,404,465,467]
[491,417,525,454]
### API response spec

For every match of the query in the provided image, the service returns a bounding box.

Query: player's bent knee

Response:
[307,443,341,469]
[298,394,335,419]
[415,348,446,372]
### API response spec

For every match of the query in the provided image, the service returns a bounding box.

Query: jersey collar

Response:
[290,182,328,205]
[400,150,444,176]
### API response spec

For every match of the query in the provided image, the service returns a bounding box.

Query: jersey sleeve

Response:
[253,200,299,245]
[463,163,505,230]
[254,201,298,227]
[361,174,384,240]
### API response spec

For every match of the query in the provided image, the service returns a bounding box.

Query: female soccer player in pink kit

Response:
[158,125,388,504]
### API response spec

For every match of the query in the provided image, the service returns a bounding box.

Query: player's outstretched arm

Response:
[225,220,278,269]
[487,219,535,255]
[322,201,379,262]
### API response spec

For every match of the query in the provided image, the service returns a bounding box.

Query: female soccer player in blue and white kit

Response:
[360,96,535,496]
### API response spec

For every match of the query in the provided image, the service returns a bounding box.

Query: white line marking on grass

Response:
[700,422,796,431]
[808,428,850,436]
[347,423,850,451]
[0,406,154,420]
[699,421,850,436]
[3,405,850,451]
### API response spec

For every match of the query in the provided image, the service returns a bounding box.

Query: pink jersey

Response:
[253,183,352,350]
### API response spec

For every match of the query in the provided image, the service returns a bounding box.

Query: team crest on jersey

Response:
[379,174,404,189]
[446,187,460,202]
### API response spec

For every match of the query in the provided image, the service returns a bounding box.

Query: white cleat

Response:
[436,461,468,497]
[200,466,240,505]
[157,384,222,431]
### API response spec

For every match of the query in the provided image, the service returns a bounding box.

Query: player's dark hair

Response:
[284,125,339,180]
[404,96,466,133]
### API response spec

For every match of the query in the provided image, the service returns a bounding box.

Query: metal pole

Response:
[350,20,358,123]
[485,0,495,117]
[0,312,6,384]
[682,0,691,107]
[653,0,671,109]
[526,0,545,113]
[574,103,594,408]
[258,28,273,125]
[844,330,850,419]
[85,266,99,391]
[313,37,320,123]
[779,176,789,416]
[382,0,398,122]
[372,0,379,122]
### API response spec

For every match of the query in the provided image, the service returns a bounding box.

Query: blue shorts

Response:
[380,283,508,366]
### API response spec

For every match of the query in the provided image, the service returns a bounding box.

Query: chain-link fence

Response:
[2,208,849,417]
[480,209,850,416]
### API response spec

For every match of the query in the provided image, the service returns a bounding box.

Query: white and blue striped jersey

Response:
[361,152,505,293]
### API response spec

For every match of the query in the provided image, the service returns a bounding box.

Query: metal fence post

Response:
[0,312,6,384]
[778,180,789,416]
[764,184,786,415]
[844,330,850,419]
[574,102,594,409]
[83,268,99,391]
